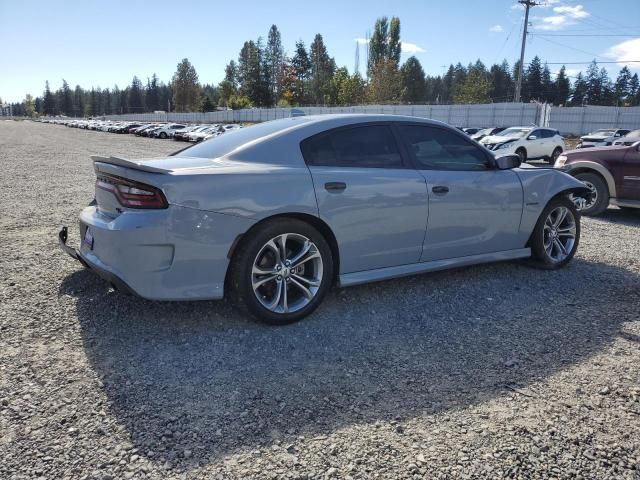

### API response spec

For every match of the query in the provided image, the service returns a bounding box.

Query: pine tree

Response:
[43,81,56,116]
[102,88,112,115]
[309,34,334,104]
[571,72,588,106]
[201,96,215,112]
[146,74,161,111]
[598,68,614,106]
[128,76,145,113]
[454,69,490,104]
[585,60,602,105]
[368,17,389,76]
[523,56,543,102]
[387,17,401,65]
[541,63,554,104]
[554,66,570,106]
[614,66,632,105]
[368,59,402,103]
[629,73,640,106]
[291,40,311,104]
[265,25,284,104]
[488,60,513,102]
[171,58,201,112]
[73,85,84,117]
[60,80,74,116]
[400,56,426,103]
[238,40,268,106]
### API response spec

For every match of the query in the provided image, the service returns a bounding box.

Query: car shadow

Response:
[60,257,638,471]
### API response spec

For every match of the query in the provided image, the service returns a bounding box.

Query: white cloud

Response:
[605,38,640,68]
[553,4,589,18]
[489,24,504,32]
[533,3,590,31]
[401,42,425,54]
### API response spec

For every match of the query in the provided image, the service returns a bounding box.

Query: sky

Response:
[1,0,639,103]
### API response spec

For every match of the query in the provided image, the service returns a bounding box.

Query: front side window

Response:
[302,125,403,168]
[398,125,491,171]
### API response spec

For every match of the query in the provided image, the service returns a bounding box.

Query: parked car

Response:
[555,143,640,215]
[462,127,482,135]
[613,129,640,147]
[173,125,203,141]
[577,128,631,148]
[152,123,187,139]
[187,125,220,142]
[480,126,565,163]
[59,115,588,324]
[471,127,507,142]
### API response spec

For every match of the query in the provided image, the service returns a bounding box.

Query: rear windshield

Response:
[175,118,312,159]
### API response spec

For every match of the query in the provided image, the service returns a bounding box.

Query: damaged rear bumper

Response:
[58,226,136,296]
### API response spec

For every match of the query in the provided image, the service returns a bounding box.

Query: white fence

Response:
[103,103,545,129]
[101,103,640,136]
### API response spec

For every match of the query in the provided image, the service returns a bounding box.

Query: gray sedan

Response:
[59,115,588,324]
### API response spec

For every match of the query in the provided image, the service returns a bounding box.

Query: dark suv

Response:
[555,142,640,215]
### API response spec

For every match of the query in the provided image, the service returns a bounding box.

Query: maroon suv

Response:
[555,142,640,215]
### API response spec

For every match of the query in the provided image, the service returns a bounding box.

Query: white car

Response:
[578,128,630,148]
[151,123,187,139]
[480,126,565,164]
[187,126,220,142]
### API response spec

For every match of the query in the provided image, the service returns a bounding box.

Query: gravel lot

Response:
[1,120,639,480]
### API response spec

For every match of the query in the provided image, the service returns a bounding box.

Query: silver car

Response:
[59,115,588,324]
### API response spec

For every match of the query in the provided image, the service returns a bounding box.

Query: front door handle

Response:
[432,185,449,194]
[325,182,347,193]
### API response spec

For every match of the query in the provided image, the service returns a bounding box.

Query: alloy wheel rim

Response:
[251,233,323,314]
[569,181,597,211]
[543,206,576,263]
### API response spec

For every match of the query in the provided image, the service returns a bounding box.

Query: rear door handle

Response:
[432,185,449,194]
[325,182,347,193]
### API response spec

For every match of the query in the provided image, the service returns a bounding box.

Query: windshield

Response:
[625,129,640,137]
[496,127,530,138]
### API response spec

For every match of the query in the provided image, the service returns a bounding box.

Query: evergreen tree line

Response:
[8,18,640,117]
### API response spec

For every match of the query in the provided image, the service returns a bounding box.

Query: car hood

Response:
[563,145,630,160]
[580,134,612,141]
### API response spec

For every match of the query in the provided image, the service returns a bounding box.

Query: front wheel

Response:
[549,147,562,164]
[516,148,527,163]
[530,196,580,269]
[159,132,167,139]
[570,172,609,216]
[228,219,334,325]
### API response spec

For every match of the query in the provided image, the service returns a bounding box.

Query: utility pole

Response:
[514,0,540,103]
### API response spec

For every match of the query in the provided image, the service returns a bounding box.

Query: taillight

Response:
[96,174,168,209]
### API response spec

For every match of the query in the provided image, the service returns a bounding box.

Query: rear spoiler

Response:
[90,155,170,174]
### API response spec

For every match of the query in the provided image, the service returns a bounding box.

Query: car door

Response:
[526,129,545,158]
[396,124,523,262]
[302,123,429,274]
[611,145,640,200]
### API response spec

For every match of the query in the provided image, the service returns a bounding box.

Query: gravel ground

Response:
[1,120,639,480]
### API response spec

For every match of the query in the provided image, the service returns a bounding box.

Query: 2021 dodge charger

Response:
[60,115,588,324]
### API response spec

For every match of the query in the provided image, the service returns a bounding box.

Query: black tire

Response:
[228,218,334,325]
[549,147,562,164]
[159,132,167,139]
[530,196,580,269]
[573,172,609,216]
[516,147,527,163]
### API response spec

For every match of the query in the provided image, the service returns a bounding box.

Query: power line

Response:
[530,33,636,37]
[531,35,606,61]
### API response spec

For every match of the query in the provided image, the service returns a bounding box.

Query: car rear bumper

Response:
[58,205,255,301]
[58,226,137,295]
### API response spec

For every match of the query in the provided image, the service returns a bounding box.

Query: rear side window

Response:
[398,125,491,171]
[301,125,403,168]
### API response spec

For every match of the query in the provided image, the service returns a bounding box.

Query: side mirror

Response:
[528,135,537,140]
[495,154,521,170]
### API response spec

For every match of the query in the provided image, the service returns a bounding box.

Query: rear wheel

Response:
[570,172,609,216]
[159,132,167,139]
[516,147,527,163]
[530,196,580,269]
[229,219,334,325]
